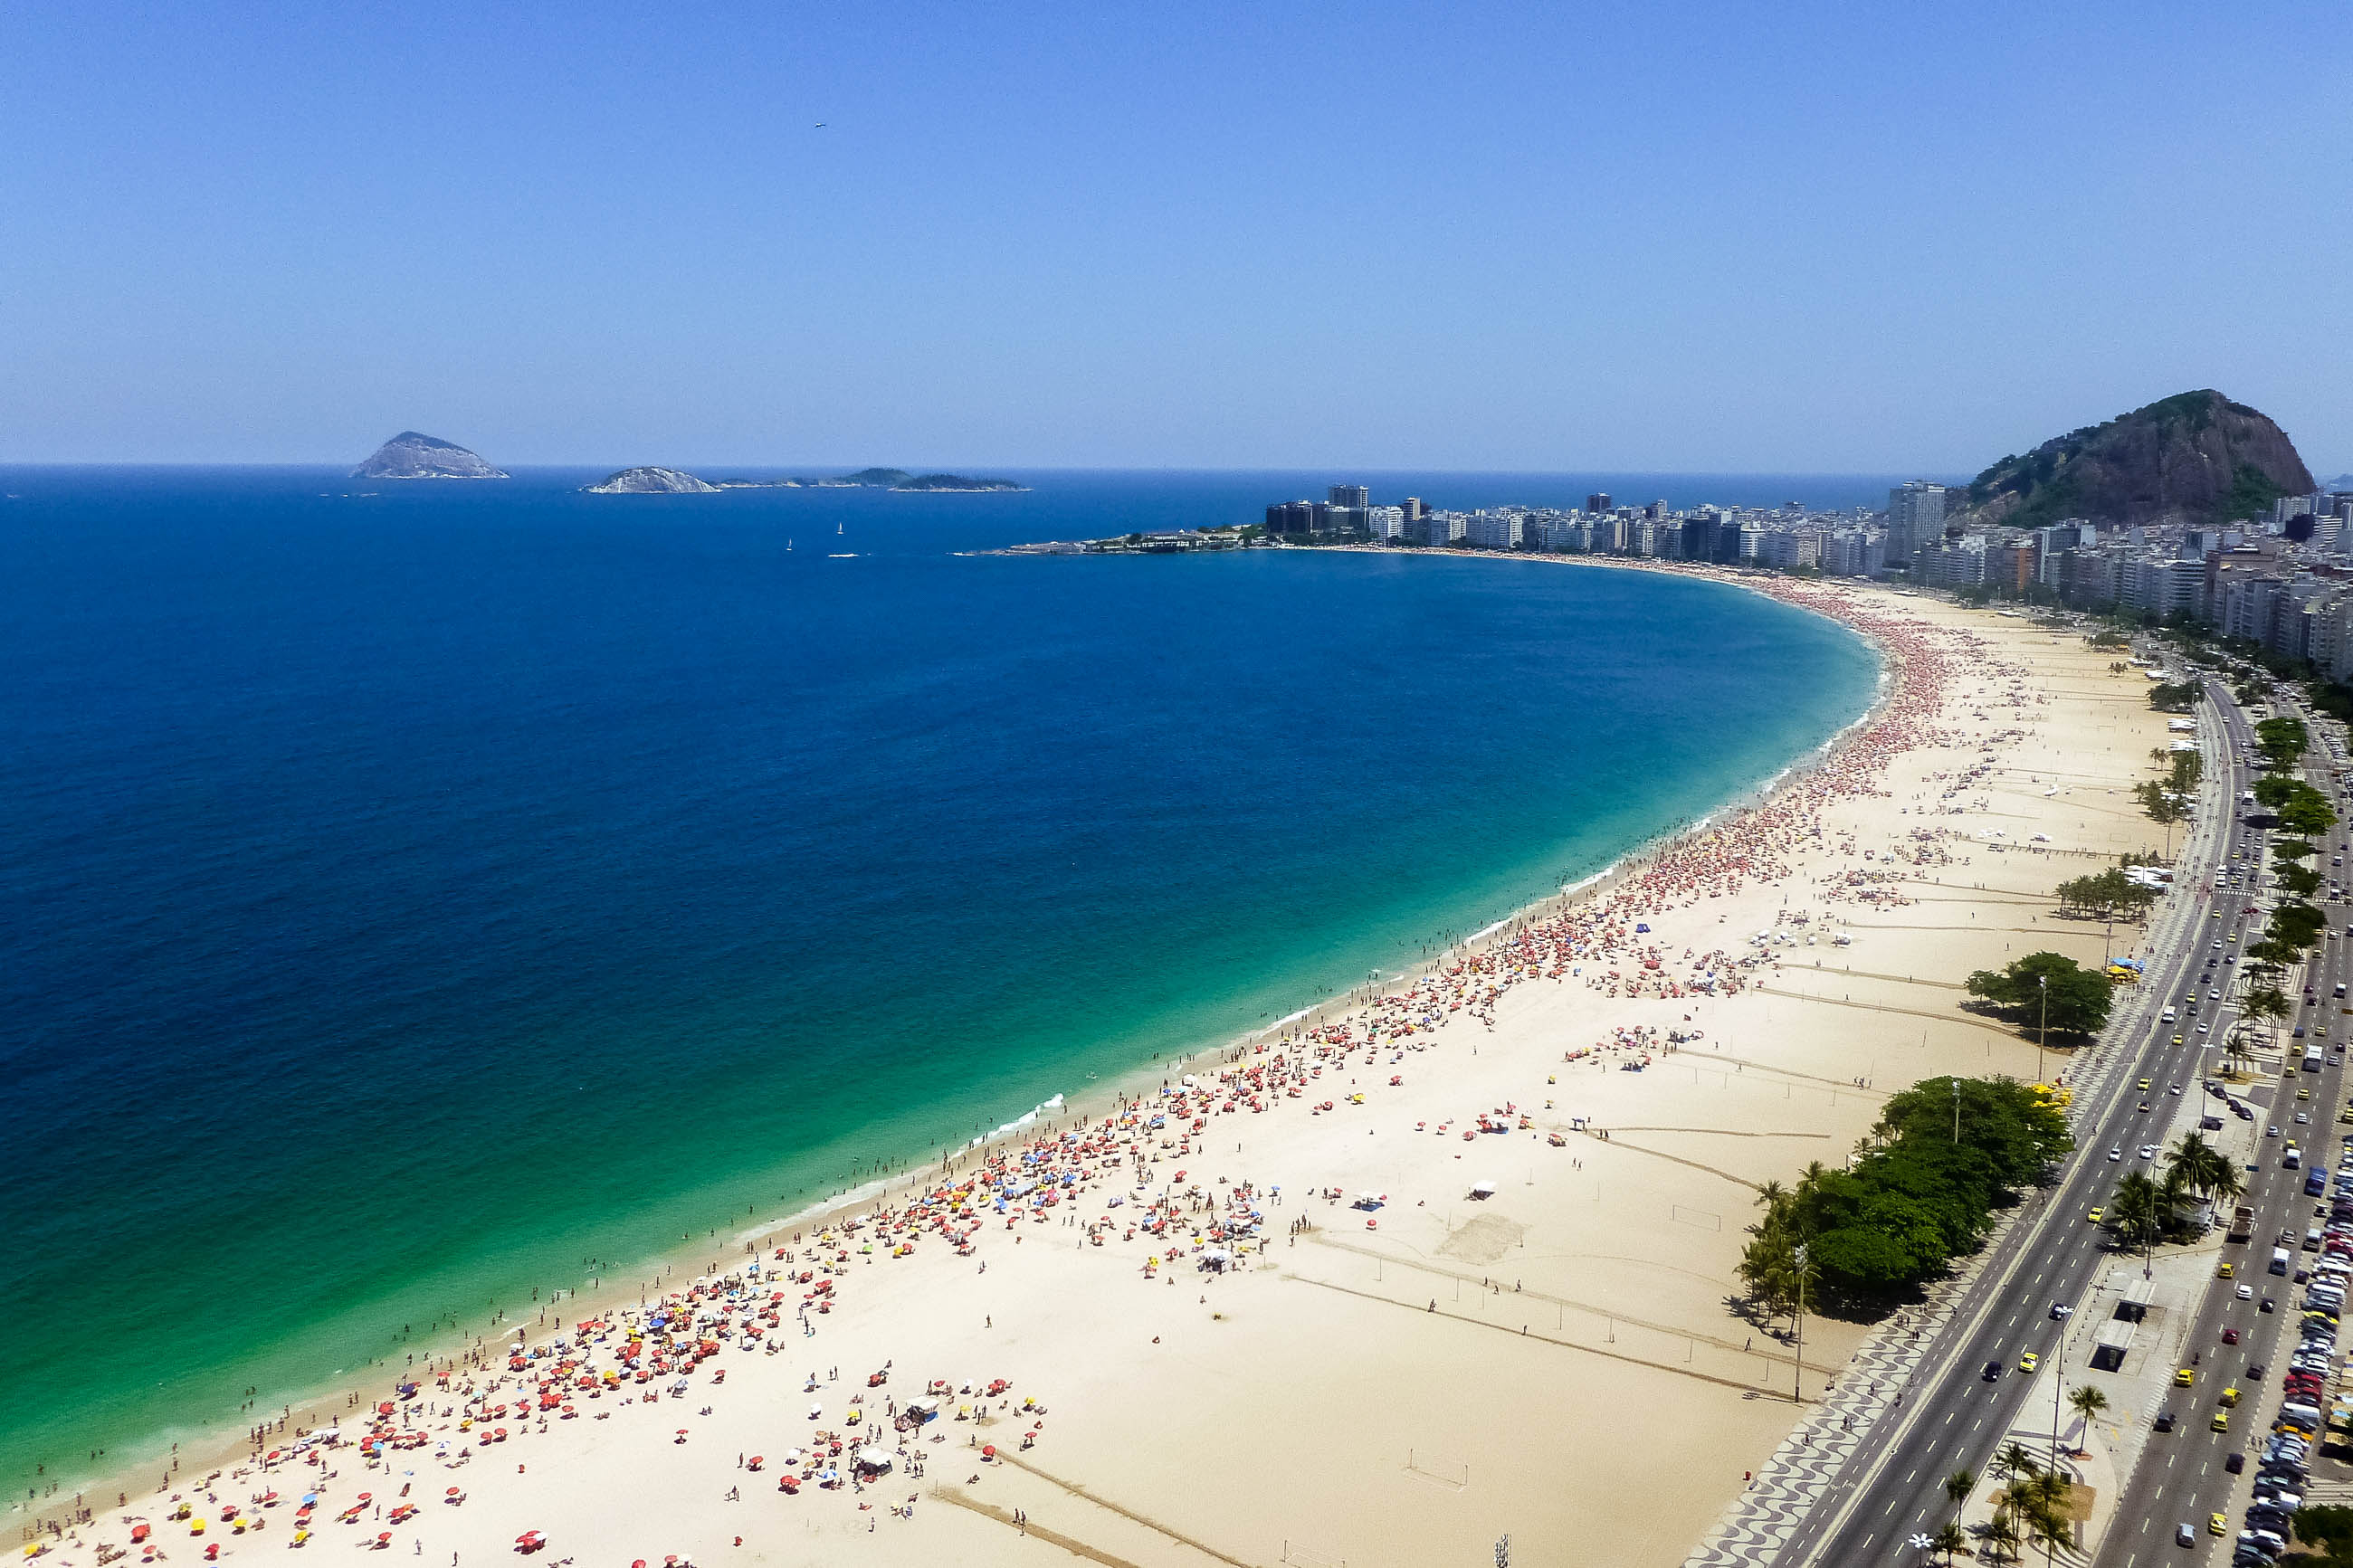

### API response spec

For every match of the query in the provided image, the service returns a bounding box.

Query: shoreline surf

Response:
[11,554,1887,1529]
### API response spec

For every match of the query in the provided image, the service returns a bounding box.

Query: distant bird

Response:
[814,122,827,128]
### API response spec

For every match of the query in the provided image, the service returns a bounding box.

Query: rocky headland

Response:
[1957,388,2313,528]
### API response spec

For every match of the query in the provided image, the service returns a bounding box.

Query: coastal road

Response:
[1776,680,2253,1566]
[2088,698,2353,1566]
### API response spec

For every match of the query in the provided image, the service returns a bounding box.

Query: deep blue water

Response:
[0,467,1881,1500]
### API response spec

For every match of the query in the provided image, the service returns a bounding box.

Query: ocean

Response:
[0,467,1882,1504]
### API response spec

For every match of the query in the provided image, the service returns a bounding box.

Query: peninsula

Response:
[350,432,508,480]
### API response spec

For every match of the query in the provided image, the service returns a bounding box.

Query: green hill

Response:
[1963,389,2313,529]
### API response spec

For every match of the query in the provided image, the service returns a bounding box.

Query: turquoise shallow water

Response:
[0,469,1880,1506]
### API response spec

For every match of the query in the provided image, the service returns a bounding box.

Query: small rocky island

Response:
[582,464,1026,495]
[584,467,721,495]
[352,432,508,480]
[710,468,1027,492]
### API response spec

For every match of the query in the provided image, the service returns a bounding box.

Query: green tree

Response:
[2053,866,2157,920]
[2107,1170,2168,1248]
[2067,1384,2107,1454]
[2131,778,2188,850]
[1965,954,2114,1037]
[1945,1466,1976,1520]
[2256,715,2310,770]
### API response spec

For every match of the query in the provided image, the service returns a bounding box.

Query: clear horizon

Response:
[4,2,2347,475]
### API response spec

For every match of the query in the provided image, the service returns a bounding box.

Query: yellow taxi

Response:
[2174,1366,2195,1387]
[2089,1206,2105,1223]
[2018,1350,2040,1373]
[2213,1410,2231,1431]
[2210,1514,2228,1536]
[2301,1087,2314,1100]
[2220,1385,2241,1406]
[2175,1034,2186,1045]
[2220,1261,2236,1278]
[2139,1078,2154,1090]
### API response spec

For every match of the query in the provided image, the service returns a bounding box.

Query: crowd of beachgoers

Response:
[23,574,2148,1568]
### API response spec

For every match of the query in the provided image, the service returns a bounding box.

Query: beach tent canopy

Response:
[855,1448,894,1472]
[1470,1180,1499,1197]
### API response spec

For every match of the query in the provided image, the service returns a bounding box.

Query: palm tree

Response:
[2066,1385,2108,1455]
[2108,1170,2168,1249]
[2022,1469,2073,1563]
[1931,1520,1967,1563]
[2222,1030,2257,1079]
[1990,1441,2041,1487]
[1979,1512,2020,1563]
[1945,1466,1976,1521]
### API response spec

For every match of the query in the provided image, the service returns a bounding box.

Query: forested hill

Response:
[1960,389,2313,530]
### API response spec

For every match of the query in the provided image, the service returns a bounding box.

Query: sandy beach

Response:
[24,575,2174,1568]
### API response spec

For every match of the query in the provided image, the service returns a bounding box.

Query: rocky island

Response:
[583,467,721,495]
[709,468,1026,492]
[351,432,508,480]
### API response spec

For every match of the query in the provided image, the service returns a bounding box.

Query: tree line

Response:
[1738,1076,2071,1315]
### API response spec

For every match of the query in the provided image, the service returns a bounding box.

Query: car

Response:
[2110,1146,2123,1161]
[2090,1206,2105,1223]
[2263,1297,2278,1313]
[2176,1366,2196,1386]
[1983,1360,2002,1381]
[2224,1326,2242,1343]
[2141,1101,2155,1112]
[2225,1451,2245,1474]
[2141,1144,2160,1158]
[2303,1088,2316,1100]
[2171,1084,2184,1095]
[2300,1113,2312,1125]
[2221,1261,2236,1278]
[2173,1035,2185,1046]
[2141,1078,2154,1090]
[2156,1409,2177,1431]
[2019,1350,2040,1373]
[2052,1302,2073,1320]
[2222,1385,2241,1406]
[2239,1283,2254,1298]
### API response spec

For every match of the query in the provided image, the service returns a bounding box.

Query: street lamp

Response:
[1793,1242,1809,1403]
[2037,973,2050,1086]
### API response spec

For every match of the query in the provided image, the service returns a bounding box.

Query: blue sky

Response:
[5,2,2347,473]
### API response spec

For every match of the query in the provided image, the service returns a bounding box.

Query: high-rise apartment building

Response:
[1328,484,1370,509]
[1586,492,1612,515]
[1885,481,1948,565]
